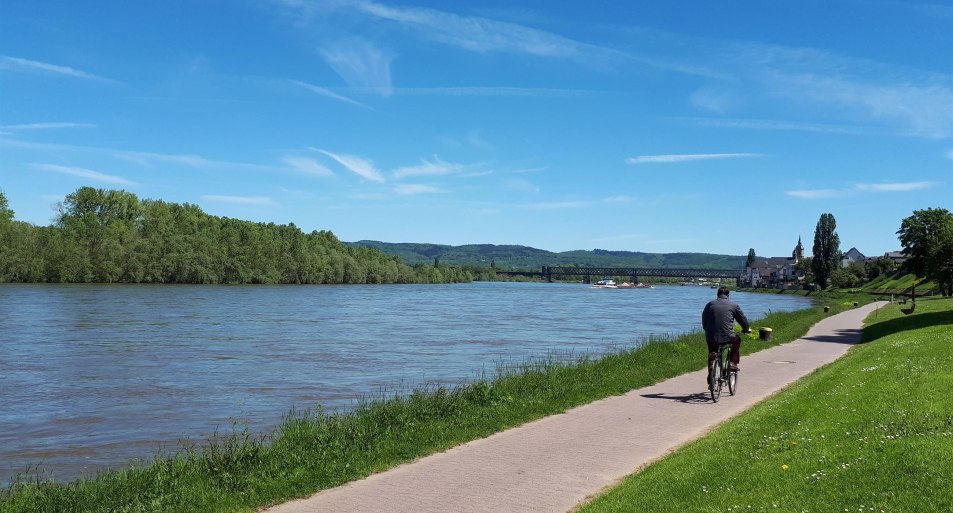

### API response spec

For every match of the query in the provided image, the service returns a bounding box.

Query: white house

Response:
[841,247,866,268]
[745,237,805,289]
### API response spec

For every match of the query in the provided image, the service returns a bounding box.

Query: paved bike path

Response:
[264,302,886,513]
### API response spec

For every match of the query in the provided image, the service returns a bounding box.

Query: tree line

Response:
[807,208,953,295]
[0,187,487,285]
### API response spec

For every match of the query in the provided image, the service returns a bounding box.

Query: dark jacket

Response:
[702,296,750,344]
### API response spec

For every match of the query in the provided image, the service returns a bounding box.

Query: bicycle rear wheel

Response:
[709,358,722,402]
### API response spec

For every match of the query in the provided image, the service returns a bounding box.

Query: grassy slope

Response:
[1,295,866,513]
[580,296,953,513]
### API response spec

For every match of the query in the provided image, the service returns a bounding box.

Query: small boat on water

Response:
[618,282,654,289]
[592,277,618,288]
[592,277,653,289]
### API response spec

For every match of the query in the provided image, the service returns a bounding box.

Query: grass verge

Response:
[579,296,953,513]
[1,293,869,513]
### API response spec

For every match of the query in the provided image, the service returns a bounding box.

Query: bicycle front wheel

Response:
[728,369,737,396]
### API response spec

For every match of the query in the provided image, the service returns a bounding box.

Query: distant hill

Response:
[346,241,746,270]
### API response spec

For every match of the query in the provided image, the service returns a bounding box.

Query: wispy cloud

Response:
[290,79,370,108]
[355,1,619,64]
[946,149,953,161]
[689,117,871,135]
[785,188,844,200]
[34,164,135,186]
[0,122,96,130]
[282,156,335,177]
[393,155,463,178]
[605,195,633,204]
[394,184,442,195]
[626,153,764,164]
[200,195,276,206]
[768,71,953,139]
[3,139,283,173]
[855,181,933,192]
[311,147,385,183]
[0,56,112,82]
[787,181,935,199]
[319,38,393,97]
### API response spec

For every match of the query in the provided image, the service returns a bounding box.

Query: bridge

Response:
[497,266,744,283]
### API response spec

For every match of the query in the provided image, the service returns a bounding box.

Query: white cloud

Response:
[626,153,764,164]
[785,188,843,200]
[393,155,463,178]
[319,39,393,97]
[855,181,933,192]
[282,156,335,177]
[34,164,135,186]
[0,56,112,82]
[394,184,442,195]
[787,181,934,199]
[311,147,386,183]
[946,149,953,161]
[200,195,276,206]
[605,195,633,204]
[290,79,370,108]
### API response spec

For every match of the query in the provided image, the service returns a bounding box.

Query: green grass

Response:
[579,296,953,513]
[0,295,867,513]
[861,271,936,294]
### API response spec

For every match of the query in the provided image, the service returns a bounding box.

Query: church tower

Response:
[792,236,805,262]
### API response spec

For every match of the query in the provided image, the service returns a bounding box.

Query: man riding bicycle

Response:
[702,287,751,373]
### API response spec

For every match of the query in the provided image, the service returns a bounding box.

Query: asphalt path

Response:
[264,302,887,513]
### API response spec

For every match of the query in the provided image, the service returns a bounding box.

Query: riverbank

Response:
[1,298,854,513]
[581,295,953,512]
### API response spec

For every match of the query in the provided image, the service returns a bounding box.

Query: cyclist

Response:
[702,286,751,375]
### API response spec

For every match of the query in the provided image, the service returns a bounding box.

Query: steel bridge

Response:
[497,266,744,283]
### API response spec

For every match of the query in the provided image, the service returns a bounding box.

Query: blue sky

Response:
[1,1,951,257]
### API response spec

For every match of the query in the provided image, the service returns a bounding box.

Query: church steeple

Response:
[793,236,805,262]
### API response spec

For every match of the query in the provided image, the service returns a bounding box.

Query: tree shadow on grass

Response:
[863,310,953,343]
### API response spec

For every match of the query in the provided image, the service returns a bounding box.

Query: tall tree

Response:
[897,207,953,296]
[745,248,756,268]
[811,213,841,289]
[0,190,12,225]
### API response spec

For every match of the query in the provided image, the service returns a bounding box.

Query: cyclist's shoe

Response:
[728,364,740,372]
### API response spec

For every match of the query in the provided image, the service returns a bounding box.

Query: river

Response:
[0,282,812,484]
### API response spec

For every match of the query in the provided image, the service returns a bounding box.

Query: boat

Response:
[592,277,618,288]
[618,282,654,289]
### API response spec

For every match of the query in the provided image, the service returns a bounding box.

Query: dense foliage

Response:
[811,213,841,289]
[0,188,476,284]
[897,207,953,296]
[745,248,756,269]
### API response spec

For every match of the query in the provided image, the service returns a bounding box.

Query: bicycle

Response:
[708,333,747,402]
